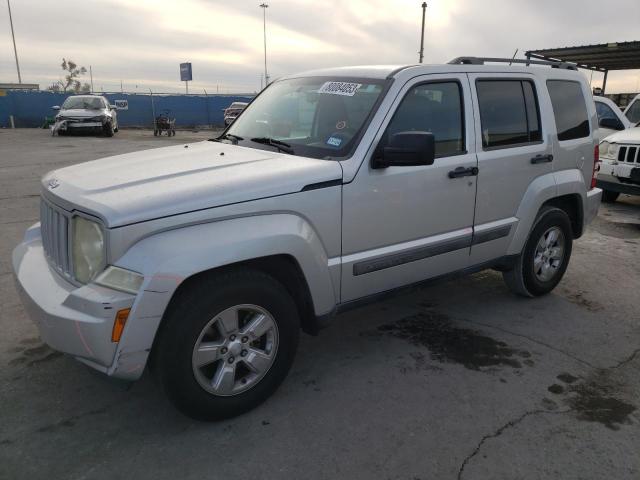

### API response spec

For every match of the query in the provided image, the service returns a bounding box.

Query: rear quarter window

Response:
[546,80,590,141]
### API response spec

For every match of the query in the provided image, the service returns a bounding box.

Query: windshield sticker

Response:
[318,81,362,96]
[326,136,343,147]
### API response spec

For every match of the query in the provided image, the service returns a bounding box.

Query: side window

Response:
[385,81,465,157]
[625,100,640,124]
[595,101,618,121]
[476,80,542,149]
[546,80,590,141]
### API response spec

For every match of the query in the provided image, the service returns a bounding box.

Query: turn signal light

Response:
[111,308,131,343]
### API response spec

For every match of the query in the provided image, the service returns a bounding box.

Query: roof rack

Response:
[448,56,578,70]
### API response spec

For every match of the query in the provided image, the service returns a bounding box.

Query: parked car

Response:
[594,96,633,141]
[52,95,118,136]
[13,58,602,420]
[623,93,640,125]
[223,101,248,126]
[596,127,640,202]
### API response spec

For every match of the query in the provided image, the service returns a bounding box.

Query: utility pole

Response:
[7,0,22,83]
[260,3,269,86]
[418,2,427,64]
[89,65,94,93]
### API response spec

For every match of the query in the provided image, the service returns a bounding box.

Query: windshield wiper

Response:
[210,133,244,144]
[250,137,294,154]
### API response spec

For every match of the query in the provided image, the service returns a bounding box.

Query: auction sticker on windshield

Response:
[318,81,362,96]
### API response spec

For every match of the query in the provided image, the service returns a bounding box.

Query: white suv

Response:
[13,57,602,420]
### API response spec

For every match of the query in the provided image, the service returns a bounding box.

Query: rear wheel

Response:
[154,268,300,420]
[503,207,573,297]
[601,190,620,203]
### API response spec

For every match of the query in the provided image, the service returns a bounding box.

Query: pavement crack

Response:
[456,318,596,369]
[0,194,39,201]
[608,348,640,370]
[457,409,570,480]
[0,218,37,225]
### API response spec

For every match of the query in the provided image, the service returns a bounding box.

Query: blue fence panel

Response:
[0,90,254,128]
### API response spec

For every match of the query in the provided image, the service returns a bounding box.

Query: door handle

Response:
[448,166,478,178]
[531,154,554,164]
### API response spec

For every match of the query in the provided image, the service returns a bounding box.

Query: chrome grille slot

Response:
[40,198,72,278]
[627,146,637,163]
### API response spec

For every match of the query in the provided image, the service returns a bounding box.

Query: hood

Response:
[602,126,640,145]
[42,141,343,228]
[59,108,107,118]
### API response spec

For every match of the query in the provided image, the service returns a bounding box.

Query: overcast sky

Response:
[1,0,639,94]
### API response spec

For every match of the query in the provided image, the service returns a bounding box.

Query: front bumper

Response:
[12,224,136,377]
[66,122,103,128]
[596,173,640,196]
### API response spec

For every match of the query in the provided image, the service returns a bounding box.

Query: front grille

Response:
[40,198,72,278]
[618,145,639,163]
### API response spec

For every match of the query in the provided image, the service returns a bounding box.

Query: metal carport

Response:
[525,41,640,94]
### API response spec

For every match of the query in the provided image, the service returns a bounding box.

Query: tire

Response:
[103,122,114,137]
[154,268,300,420]
[502,207,573,297]
[601,190,620,203]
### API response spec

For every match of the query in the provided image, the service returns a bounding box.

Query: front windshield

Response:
[62,97,105,110]
[225,77,388,159]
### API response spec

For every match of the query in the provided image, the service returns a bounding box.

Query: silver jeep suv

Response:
[13,57,602,420]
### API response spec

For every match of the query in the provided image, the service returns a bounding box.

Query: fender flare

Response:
[507,169,587,255]
[507,172,557,255]
[107,213,337,379]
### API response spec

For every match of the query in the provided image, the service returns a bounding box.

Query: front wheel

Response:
[154,268,300,420]
[103,122,114,137]
[503,207,573,297]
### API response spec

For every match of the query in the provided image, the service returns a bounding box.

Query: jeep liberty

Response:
[13,57,602,420]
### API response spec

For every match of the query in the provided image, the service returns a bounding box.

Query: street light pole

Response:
[260,3,269,87]
[418,2,427,64]
[7,0,22,83]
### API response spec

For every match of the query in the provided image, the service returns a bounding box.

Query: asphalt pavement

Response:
[1,128,639,480]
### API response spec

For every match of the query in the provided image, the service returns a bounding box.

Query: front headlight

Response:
[72,216,105,283]
[599,141,618,160]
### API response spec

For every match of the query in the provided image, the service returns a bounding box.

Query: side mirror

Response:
[372,131,435,169]
[599,117,625,131]
[52,105,60,111]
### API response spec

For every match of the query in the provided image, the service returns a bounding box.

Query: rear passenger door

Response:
[467,74,552,265]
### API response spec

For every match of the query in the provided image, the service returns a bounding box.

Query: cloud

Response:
[0,0,638,93]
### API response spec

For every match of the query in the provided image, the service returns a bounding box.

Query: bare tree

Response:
[47,58,91,93]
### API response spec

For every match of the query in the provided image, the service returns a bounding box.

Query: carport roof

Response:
[526,41,640,72]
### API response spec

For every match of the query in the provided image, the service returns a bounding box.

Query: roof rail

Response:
[448,56,578,70]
